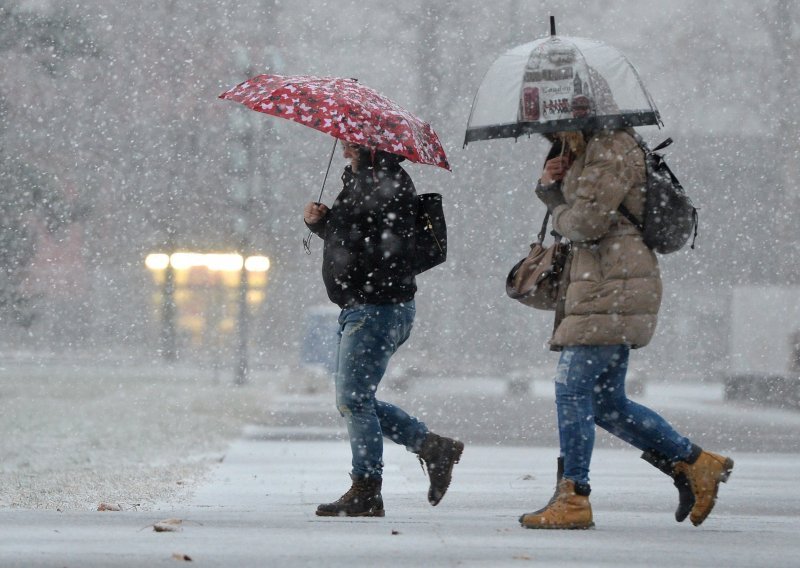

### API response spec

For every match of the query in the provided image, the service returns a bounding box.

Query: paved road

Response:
[263,377,800,453]
[2,376,799,567]
[2,440,798,567]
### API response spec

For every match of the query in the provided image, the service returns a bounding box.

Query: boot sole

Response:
[691,457,734,527]
[429,441,464,506]
[315,509,385,518]
[520,519,595,530]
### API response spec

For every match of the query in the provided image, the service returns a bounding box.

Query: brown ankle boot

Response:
[316,475,385,517]
[673,449,734,526]
[519,479,594,530]
[416,432,464,506]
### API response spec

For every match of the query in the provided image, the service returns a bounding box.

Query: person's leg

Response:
[376,400,428,450]
[321,301,463,517]
[590,346,693,521]
[368,301,464,506]
[592,345,694,463]
[317,305,393,517]
[334,304,408,480]
[555,345,610,487]
[592,346,733,526]
[520,346,602,529]
[371,302,430,452]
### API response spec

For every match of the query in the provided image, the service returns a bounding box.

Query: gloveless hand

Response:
[304,202,329,224]
[540,156,572,185]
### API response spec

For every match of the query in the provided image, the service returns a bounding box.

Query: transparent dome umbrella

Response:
[464,17,662,144]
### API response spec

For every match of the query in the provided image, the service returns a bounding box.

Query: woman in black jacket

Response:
[304,142,462,517]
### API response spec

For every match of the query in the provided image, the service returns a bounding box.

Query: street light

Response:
[144,252,270,383]
[144,253,176,360]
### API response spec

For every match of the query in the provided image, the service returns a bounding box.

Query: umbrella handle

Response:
[303,229,314,254]
[303,138,339,255]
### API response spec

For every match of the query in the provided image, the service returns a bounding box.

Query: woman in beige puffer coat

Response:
[519,128,733,531]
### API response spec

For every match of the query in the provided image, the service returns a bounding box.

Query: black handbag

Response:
[413,193,447,275]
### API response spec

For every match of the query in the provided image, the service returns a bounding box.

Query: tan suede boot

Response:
[519,479,594,530]
[673,450,734,526]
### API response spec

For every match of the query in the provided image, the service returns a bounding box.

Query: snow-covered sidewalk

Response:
[1,436,799,567]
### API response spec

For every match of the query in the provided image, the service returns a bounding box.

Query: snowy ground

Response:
[3,359,800,514]
[1,439,799,567]
[2,361,800,565]
[0,361,281,510]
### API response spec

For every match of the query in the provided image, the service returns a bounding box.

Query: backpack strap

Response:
[617,131,656,232]
[618,203,643,232]
[619,133,675,233]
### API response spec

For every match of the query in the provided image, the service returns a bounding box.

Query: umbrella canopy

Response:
[220,74,450,170]
[464,35,662,144]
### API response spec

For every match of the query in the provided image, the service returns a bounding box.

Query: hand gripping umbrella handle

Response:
[303,138,339,254]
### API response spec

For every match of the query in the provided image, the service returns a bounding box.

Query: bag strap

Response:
[536,210,565,246]
[536,211,550,244]
[618,204,643,232]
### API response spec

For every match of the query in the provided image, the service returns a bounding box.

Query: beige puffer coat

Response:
[549,129,662,348]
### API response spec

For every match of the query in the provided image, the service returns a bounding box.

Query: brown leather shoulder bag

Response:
[505,211,571,311]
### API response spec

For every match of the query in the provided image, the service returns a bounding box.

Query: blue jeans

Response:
[555,345,695,486]
[334,301,428,480]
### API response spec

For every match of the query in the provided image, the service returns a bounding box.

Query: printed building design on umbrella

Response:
[520,39,619,124]
[465,35,662,143]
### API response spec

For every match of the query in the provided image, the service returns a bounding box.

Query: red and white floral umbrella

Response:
[220,74,450,170]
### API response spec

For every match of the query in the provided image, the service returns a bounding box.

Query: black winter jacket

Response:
[307,154,417,308]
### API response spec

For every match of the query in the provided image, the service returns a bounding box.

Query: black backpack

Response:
[619,135,698,254]
[413,193,447,274]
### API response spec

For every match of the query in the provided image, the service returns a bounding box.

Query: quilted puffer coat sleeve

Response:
[551,131,643,243]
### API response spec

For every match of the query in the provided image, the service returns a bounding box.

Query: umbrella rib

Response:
[463,57,513,147]
[569,39,661,128]
[616,51,663,127]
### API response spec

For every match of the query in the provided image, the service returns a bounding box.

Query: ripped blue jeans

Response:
[555,345,695,486]
[334,301,428,480]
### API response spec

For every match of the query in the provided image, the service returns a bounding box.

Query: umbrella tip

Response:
[550,16,556,36]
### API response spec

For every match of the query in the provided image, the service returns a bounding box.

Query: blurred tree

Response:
[0,125,70,325]
[764,0,800,282]
[0,3,98,75]
[0,4,97,325]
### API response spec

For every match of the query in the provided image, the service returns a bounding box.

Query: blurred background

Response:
[2,0,799,396]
